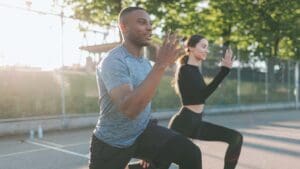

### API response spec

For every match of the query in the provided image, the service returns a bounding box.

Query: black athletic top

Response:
[177,64,230,105]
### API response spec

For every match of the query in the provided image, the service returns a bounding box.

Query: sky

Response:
[0,0,119,70]
[0,0,259,71]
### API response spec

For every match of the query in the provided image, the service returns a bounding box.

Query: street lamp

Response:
[54,0,67,128]
[22,0,67,127]
[60,6,67,127]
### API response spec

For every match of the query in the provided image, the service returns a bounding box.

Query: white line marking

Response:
[62,142,89,148]
[26,140,89,159]
[0,148,47,158]
[36,139,64,147]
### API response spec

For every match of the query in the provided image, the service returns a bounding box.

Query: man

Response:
[89,6,202,169]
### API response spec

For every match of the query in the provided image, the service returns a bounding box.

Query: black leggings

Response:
[90,120,202,169]
[128,135,202,169]
[168,107,243,169]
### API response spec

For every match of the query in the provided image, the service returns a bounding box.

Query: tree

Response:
[65,0,201,35]
[240,0,299,83]
[65,0,124,26]
[65,0,299,61]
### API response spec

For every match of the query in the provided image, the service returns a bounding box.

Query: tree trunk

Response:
[267,38,280,85]
[267,57,276,85]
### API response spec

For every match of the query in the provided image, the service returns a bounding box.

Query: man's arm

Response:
[110,34,180,119]
[110,64,165,119]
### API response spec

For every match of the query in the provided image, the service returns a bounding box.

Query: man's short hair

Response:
[118,6,146,24]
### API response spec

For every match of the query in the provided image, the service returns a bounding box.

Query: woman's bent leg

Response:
[134,121,202,169]
[193,121,243,169]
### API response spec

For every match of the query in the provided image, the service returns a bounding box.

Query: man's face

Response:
[122,10,152,46]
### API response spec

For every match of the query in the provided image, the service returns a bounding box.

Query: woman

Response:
[168,34,243,169]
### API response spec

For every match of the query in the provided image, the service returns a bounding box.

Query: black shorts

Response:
[89,120,178,169]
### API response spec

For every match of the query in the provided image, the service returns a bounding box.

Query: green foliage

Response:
[151,75,180,111]
[141,0,200,33]
[65,0,124,26]
[0,70,61,118]
[0,71,99,119]
[65,0,299,60]
[64,72,99,114]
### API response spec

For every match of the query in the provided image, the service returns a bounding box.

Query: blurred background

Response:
[0,0,299,120]
[0,1,299,169]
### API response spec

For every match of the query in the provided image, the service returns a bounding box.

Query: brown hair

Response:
[177,34,205,65]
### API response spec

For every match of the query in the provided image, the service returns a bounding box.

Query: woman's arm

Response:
[201,48,233,99]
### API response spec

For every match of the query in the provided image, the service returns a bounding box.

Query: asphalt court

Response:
[0,109,300,169]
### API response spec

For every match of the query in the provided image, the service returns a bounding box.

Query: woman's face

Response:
[189,38,209,61]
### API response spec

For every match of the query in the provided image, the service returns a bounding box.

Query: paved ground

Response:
[0,109,299,169]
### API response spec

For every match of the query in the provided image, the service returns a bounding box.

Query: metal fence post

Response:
[237,49,241,105]
[295,61,299,109]
[265,58,269,103]
[59,5,66,128]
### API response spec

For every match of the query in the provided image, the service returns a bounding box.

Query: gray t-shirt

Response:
[94,45,152,148]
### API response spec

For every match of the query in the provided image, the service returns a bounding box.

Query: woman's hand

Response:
[221,47,234,69]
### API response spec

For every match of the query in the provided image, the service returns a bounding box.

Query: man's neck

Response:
[122,41,143,57]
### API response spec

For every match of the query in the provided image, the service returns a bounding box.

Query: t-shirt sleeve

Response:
[99,57,132,92]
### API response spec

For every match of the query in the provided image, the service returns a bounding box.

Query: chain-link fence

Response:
[151,44,299,112]
[203,44,299,108]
